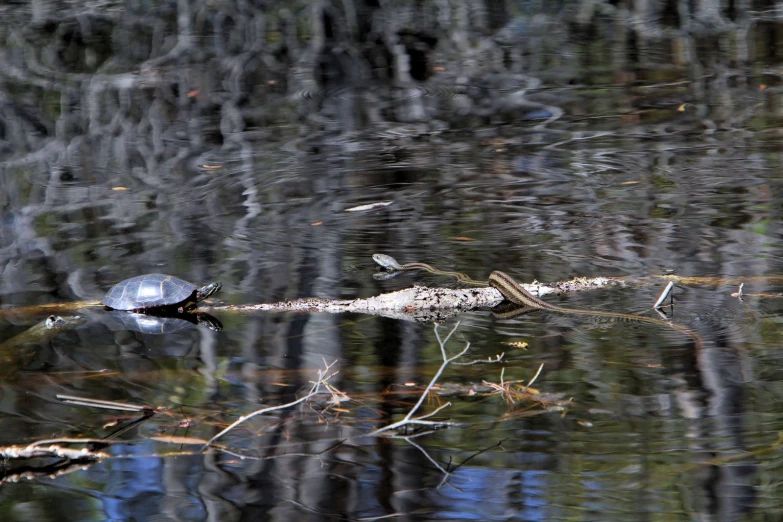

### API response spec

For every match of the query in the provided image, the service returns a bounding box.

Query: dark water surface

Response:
[2,1,783,521]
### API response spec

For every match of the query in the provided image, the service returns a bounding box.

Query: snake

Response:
[373,254,703,350]
[372,253,489,286]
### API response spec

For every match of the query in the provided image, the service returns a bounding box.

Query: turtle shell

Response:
[102,274,202,311]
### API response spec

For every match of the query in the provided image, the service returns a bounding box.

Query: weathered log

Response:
[205,276,622,323]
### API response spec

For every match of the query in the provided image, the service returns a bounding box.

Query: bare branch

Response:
[202,360,339,449]
[371,323,470,437]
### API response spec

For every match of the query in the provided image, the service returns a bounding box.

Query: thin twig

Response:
[522,363,545,392]
[202,361,338,449]
[371,323,470,436]
[403,436,450,475]
[653,281,674,309]
[57,395,156,412]
[453,352,505,366]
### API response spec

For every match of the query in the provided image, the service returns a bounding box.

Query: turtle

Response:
[102,274,221,312]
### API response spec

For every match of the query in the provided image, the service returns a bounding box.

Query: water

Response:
[1,2,782,520]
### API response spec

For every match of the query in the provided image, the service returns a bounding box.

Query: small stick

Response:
[522,363,545,392]
[202,361,337,449]
[653,281,674,309]
[57,395,155,412]
[371,323,469,436]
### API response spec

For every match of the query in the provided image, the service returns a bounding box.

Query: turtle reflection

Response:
[106,310,222,334]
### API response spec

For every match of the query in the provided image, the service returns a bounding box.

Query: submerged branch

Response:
[371,323,469,437]
[202,360,340,449]
[1,323,558,480]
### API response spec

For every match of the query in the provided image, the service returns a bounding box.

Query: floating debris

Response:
[344,201,393,212]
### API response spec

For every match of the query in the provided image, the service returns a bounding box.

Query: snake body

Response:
[372,253,488,286]
[373,254,703,350]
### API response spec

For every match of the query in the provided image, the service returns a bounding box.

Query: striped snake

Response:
[373,253,703,350]
[373,253,489,286]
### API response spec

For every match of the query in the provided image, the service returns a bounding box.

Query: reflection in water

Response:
[1,0,783,520]
[105,310,223,334]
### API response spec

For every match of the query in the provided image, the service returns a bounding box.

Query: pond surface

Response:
[2,2,783,521]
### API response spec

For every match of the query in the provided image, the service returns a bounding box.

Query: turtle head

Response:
[197,282,222,301]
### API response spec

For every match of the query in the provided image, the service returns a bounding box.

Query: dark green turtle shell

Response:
[102,274,221,311]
